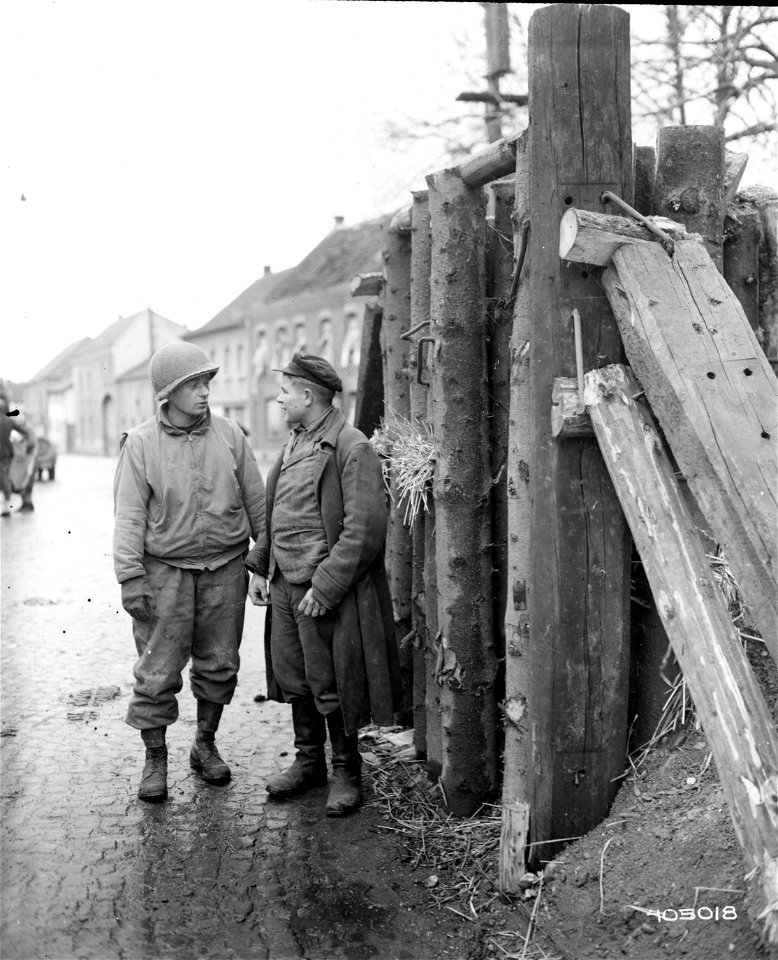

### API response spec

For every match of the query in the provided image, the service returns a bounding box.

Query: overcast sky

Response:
[2,2,775,383]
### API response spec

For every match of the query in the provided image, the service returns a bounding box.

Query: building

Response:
[250,214,391,446]
[22,340,91,452]
[71,308,184,455]
[184,266,292,434]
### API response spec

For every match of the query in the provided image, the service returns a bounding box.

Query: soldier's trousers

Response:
[126,555,248,730]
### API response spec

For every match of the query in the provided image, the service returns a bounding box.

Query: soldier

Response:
[247,352,402,817]
[0,383,37,517]
[113,342,265,802]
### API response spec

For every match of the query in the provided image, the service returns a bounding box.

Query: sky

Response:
[2,2,775,383]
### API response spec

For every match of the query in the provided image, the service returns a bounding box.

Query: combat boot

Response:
[325,709,362,818]
[190,701,231,784]
[138,727,168,802]
[266,698,327,798]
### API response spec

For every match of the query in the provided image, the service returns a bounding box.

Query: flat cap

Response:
[274,352,343,393]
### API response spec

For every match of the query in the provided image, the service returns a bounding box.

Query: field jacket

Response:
[113,405,265,583]
[245,408,403,733]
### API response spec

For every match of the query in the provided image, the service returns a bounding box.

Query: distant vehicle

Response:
[35,437,57,481]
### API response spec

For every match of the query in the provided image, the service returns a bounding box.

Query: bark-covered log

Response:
[409,189,433,761]
[559,207,691,266]
[427,167,498,815]
[652,125,725,271]
[382,225,413,723]
[498,134,533,892]
[459,132,525,189]
[586,364,778,949]
[488,180,514,668]
[526,2,633,865]
[602,238,778,663]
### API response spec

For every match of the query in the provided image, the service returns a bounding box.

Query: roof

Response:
[78,308,178,357]
[186,268,294,339]
[27,337,93,385]
[268,215,393,303]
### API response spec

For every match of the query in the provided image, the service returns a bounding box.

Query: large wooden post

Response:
[427,168,499,815]
[526,3,633,863]
[652,125,726,271]
[382,216,413,723]
[353,301,384,439]
[409,190,432,759]
[499,135,533,891]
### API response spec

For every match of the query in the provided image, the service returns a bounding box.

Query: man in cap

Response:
[113,341,265,802]
[246,352,402,817]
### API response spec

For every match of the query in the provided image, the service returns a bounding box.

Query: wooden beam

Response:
[601,238,778,663]
[427,167,499,816]
[559,207,691,266]
[725,204,762,333]
[459,130,526,188]
[526,2,633,865]
[585,364,778,949]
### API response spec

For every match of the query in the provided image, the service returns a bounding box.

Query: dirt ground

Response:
[306,639,777,960]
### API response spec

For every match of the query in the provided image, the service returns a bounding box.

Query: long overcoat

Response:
[246,409,403,734]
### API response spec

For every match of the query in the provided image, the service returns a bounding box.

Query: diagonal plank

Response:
[585,364,778,948]
[600,239,777,662]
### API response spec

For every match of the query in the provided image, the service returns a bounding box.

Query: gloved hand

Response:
[121,576,156,622]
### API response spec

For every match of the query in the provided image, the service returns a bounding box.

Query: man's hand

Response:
[248,573,269,606]
[298,587,328,618]
[120,576,156,622]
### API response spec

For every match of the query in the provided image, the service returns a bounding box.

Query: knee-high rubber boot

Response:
[325,710,362,817]
[139,727,168,802]
[190,701,231,784]
[266,699,327,798]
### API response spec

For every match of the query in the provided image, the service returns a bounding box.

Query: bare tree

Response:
[630,5,778,146]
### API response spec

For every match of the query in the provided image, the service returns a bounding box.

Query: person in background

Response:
[246,352,402,818]
[0,383,37,517]
[113,342,265,803]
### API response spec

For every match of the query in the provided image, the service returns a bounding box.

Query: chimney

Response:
[333,215,345,228]
[263,265,272,277]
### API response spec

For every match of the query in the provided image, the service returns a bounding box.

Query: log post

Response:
[409,189,433,760]
[526,2,633,864]
[585,364,778,949]
[427,167,499,815]
[498,134,533,892]
[488,179,515,671]
[633,145,655,215]
[382,219,414,723]
[652,125,726,271]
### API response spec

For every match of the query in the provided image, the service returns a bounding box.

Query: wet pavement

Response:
[0,454,450,960]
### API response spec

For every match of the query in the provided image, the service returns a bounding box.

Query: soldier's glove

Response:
[121,576,156,622]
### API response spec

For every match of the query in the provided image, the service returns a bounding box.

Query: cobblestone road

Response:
[1,454,440,960]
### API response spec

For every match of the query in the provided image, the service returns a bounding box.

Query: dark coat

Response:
[246,409,402,734]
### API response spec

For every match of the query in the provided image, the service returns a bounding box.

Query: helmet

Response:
[149,342,219,401]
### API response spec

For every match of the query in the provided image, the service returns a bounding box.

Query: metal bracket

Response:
[417,337,436,386]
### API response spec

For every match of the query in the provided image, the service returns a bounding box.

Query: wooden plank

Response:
[585,364,778,949]
[601,239,778,663]
[427,167,498,816]
[353,302,384,439]
[526,2,632,865]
